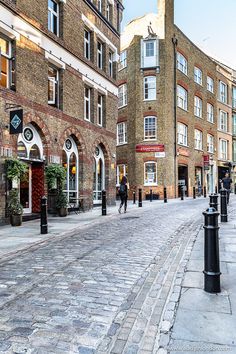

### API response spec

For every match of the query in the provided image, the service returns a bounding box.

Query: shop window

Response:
[144,162,157,186]
[63,137,79,201]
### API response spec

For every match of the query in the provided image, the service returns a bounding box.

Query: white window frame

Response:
[177,123,188,146]
[194,67,202,85]
[177,52,188,75]
[144,161,157,186]
[0,35,12,89]
[177,85,188,111]
[98,0,102,12]
[194,129,203,150]
[106,2,112,21]
[84,87,91,121]
[84,29,91,60]
[232,87,236,109]
[118,50,127,71]
[144,116,157,140]
[207,134,214,154]
[219,110,227,132]
[118,84,127,108]
[219,139,227,160]
[109,51,113,77]
[194,96,202,118]
[97,41,103,69]
[219,81,227,103]
[97,94,103,126]
[144,76,156,101]
[48,0,59,36]
[48,65,59,106]
[117,122,127,145]
[207,76,214,93]
[207,103,214,123]
[233,113,236,135]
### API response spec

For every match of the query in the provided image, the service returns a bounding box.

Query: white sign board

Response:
[155,152,166,158]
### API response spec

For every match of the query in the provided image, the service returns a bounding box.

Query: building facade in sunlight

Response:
[117,0,235,200]
[0,0,123,224]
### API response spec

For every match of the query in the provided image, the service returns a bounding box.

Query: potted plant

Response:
[55,189,68,217]
[7,189,23,226]
[6,158,27,188]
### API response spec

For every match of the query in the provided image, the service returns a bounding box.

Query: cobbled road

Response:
[0,199,208,354]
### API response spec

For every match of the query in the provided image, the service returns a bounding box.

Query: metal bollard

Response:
[181,187,184,201]
[164,187,167,203]
[215,186,218,194]
[193,186,196,199]
[220,189,228,222]
[40,196,48,234]
[209,193,219,211]
[150,189,153,202]
[102,190,107,216]
[133,191,136,204]
[234,183,236,195]
[203,207,221,293]
[138,188,142,207]
[204,186,207,198]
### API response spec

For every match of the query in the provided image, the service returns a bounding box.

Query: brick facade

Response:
[0,0,123,224]
[116,0,234,200]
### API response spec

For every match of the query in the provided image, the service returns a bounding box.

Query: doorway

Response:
[20,164,32,214]
[178,165,188,197]
[93,146,105,204]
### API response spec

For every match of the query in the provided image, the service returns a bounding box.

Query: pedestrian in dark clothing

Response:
[118,176,128,213]
[221,172,232,204]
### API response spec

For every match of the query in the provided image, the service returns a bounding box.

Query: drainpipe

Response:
[172,35,178,198]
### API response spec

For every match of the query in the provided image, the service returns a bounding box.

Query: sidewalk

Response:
[0,197,192,261]
[165,195,236,354]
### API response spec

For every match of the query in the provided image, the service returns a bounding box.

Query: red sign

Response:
[136,144,165,153]
[203,155,210,166]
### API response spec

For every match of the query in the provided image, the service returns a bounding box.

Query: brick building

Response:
[116,0,234,200]
[0,0,123,224]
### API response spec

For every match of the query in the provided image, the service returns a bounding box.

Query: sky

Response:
[122,0,236,70]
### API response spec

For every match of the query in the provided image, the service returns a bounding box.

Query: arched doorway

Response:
[17,124,44,214]
[62,137,79,201]
[93,146,105,204]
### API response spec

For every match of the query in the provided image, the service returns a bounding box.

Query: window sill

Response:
[207,89,214,94]
[194,115,203,119]
[84,117,91,122]
[177,69,188,77]
[194,81,203,86]
[177,106,188,113]
[118,104,128,109]
[118,66,127,72]
[117,143,127,146]
[144,183,158,187]
[143,98,156,102]
[194,148,203,152]
[143,138,157,141]
[177,143,189,148]
[207,120,214,124]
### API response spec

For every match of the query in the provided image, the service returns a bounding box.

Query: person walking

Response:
[221,172,232,204]
[118,176,128,214]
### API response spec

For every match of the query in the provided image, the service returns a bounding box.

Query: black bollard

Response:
[220,189,228,222]
[164,187,167,203]
[209,193,219,211]
[204,186,207,198]
[150,189,153,202]
[215,186,218,194]
[193,186,196,199]
[203,207,221,293]
[102,190,107,216]
[40,196,48,234]
[234,183,236,195]
[138,188,142,207]
[133,191,136,204]
[181,187,184,201]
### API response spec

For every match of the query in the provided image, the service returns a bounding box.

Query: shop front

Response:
[17,124,44,215]
[178,165,188,197]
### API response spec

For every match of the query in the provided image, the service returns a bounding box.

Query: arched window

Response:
[63,137,79,201]
[93,146,105,203]
[17,124,43,160]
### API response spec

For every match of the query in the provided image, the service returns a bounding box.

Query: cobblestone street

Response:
[0,199,208,353]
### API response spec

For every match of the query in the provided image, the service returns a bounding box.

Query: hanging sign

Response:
[9,109,23,135]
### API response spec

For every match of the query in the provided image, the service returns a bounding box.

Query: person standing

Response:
[118,176,128,213]
[221,172,232,204]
